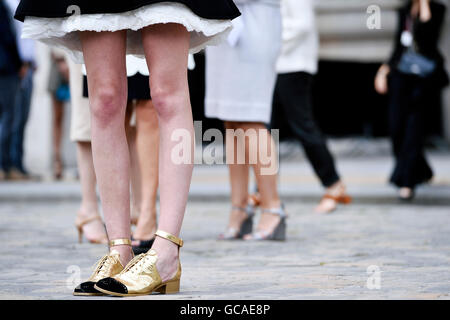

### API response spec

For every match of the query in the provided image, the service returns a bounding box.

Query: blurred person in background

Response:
[0,0,23,181]
[205,0,286,241]
[68,58,108,244]
[70,56,159,254]
[271,0,351,214]
[375,0,448,200]
[5,0,35,180]
[48,48,70,180]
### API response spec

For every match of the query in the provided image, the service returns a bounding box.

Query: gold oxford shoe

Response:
[73,238,131,296]
[94,230,183,297]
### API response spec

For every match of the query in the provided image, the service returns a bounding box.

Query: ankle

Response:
[232,199,249,210]
[133,229,156,241]
[78,207,100,218]
[327,180,345,194]
[134,217,157,239]
[259,199,282,210]
[110,245,133,266]
[140,205,157,216]
[399,187,413,196]
[229,207,249,227]
[152,237,179,257]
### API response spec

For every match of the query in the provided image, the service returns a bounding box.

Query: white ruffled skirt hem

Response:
[22,2,233,63]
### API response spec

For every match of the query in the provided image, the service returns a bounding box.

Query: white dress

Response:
[205,0,282,123]
[20,3,237,64]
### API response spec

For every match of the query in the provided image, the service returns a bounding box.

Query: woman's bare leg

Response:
[52,98,64,179]
[75,141,107,243]
[224,121,251,230]
[133,99,159,241]
[242,122,281,238]
[125,102,142,225]
[80,30,132,265]
[141,23,193,282]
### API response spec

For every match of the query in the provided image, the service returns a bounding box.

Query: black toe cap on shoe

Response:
[96,277,128,294]
[74,281,101,294]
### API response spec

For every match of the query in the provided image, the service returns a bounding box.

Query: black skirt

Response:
[15,0,240,21]
[83,74,151,101]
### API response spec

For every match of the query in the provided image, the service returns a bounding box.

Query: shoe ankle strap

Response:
[232,205,255,217]
[261,204,287,218]
[75,215,101,228]
[109,238,132,247]
[155,230,184,248]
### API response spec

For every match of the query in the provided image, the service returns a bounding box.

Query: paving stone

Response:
[0,199,449,300]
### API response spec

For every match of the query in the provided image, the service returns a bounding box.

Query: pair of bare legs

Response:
[76,99,159,243]
[80,23,194,281]
[224,121,282,238]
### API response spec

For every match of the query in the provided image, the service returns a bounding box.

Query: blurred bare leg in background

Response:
[125,102,141,226]
[52,97,64,180]
[132,99,159,246]
[74,141,107,244]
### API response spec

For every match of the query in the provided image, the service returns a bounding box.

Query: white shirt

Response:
[276,0,318,75]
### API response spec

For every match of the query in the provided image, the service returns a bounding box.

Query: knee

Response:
[91,86,125,127]
[150,84,186,121]
[225,121,247,130]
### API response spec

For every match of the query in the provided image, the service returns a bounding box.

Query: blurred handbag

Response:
[397,49,436,78]
[396,16,436,78]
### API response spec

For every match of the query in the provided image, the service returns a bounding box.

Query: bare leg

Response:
[52,98,64,179]
[125,102,142,225]
[224,121,251,231]
[141,23,193,282]
[241,122,281,238]
[75,141,107,243]
[80,30,132,265]
[133,99,159,241]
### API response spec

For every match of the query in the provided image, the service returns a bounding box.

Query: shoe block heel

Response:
[157,280,180,294]
[238,216,253,238]
[77,226,83,244]
[271,218,286,241]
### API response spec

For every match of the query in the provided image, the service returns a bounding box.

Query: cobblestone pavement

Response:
[0,199,449,300]
[0,155,449,300]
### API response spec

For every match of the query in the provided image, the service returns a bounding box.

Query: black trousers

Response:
[271,72,340,187]
[388,71,433,188]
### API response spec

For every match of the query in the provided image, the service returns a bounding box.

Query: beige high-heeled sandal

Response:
[75,215,108,244]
